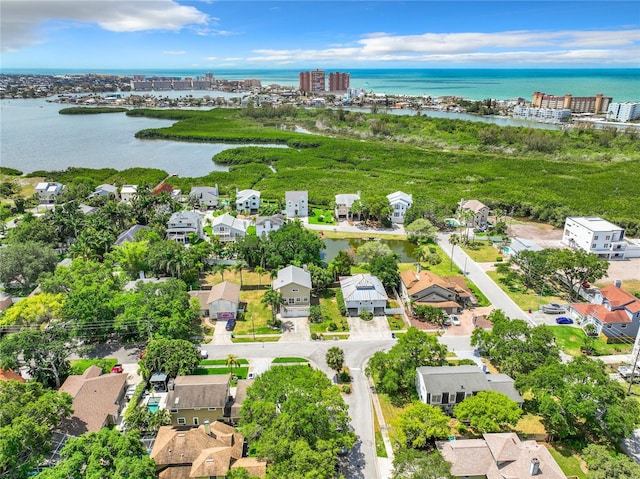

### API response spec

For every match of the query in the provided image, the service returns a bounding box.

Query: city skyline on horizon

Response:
[1,1,639,70]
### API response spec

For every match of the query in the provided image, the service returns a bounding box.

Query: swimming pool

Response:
[147,397,161,413]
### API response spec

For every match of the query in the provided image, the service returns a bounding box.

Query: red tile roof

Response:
[571,303,630,324]
[600,285,640,309]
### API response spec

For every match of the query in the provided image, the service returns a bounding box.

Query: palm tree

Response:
[234,260,248,287]
[225,354,240,376]
[325,346,345,373]
[255,266,266,289]
[261,287,284,327]
[215,263,230,282]
[415,245,432,264]
[448,234,460,272]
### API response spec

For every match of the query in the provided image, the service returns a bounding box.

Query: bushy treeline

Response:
[59,107,127,115]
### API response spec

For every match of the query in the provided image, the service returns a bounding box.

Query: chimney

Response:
[530,458,540,476]
[203,419,211,435]
[614,280,622,288]
[416,263,421,273]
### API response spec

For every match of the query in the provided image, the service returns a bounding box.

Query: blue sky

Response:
[1,1,639,69]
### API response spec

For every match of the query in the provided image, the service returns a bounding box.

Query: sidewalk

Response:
[368,377,394,478]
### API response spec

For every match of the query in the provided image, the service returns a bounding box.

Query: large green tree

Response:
[261,287,285,327]
[113,278,198,341]
[369,253,400,289]
[470,309,559,378]
[549,249,609,301]
[239,365,354,479]
[325,347,345,373]
[37,428,156,479]
[366,327,447,400]
[0,380,73,479]
[0,325,75,388]
[356,241,393,263]
[393,402,450,449]
[582,444,640,479]
[138,338,201,380]
[516,355,640,442]
[0,241,58,291]
[391,449,454,479]
[405,219,438,243]
[453,390,522,434]
[0,293,64,327]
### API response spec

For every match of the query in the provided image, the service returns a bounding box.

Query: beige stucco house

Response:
[273,265,312,318]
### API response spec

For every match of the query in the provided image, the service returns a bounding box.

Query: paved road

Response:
[437,232,532,324]
[94,339,395,479]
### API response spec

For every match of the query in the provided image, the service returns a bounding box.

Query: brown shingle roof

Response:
[58,366,127,436]
[188,290,210,311]
[462,199,488,213]
[167,375,231,410]
[400,270,471,298]
[232,457,268,478]
[151,424,266,478]
[207,281,240,304]
[230,379,254,420]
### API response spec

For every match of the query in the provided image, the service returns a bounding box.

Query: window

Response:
[606,235,610,240]
[177,418,186,425]
[288,298,295,304]
[292,288,299,292]
[295,297,301,302]
[594,235,599,240]
[606,324,612,328]
[592,243,597,249]
[303,297,308,302]
[170,409,178,413]
[208,407,217,411]
[431,394,442,404]
[193,417,199,425]
[621,324,627,329]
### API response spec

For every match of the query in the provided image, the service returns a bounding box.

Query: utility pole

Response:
[628,342,640,395]
[251,313,256,340]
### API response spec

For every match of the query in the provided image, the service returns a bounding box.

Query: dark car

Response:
[555,317,574,325]
[225,319,236,331]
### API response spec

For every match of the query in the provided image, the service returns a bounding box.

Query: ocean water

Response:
[5,68,640,101]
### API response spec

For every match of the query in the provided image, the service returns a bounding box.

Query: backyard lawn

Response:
[235,289,281,336]
[550,326,632,356]
[461,241,504,263]
[311,289,350,334]
[546,444,587,479]
[69,358,118,375]
[486,270,565,311]
[308,207,336,225]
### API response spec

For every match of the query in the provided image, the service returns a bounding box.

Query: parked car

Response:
[111,364,124,374]
[555,317,574,325]
[451,315,461,326]
[542,303,566,314]
[225,319,236,331]
[200,349,208,359]
[247,372,255,380]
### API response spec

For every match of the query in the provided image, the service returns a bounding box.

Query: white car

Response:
[451,315,461,326]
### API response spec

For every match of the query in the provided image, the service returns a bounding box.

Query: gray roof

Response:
[114,224,150,246]
[167,375,230,410]
[255,214,286,227]
[335,193,360,207]
[190,186,218,200]
[509,237,543,255]
[286,191,307,202]
[169,210,201,224]
[273,265,312,290]
[386,191,412,205]
[340,274,388,302]
[236,189,260,203]
[212,213,249,231]
[417,366,523,404]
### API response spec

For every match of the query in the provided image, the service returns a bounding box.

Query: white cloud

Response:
[247,29,640,65]
[1,0,209,52]
[164,50,187,55]
[202,56,218,61]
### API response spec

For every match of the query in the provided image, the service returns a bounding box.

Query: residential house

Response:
[167,375,231,427]
[563,216,627,260]
[236,189,261,214]
[166,210,203,244]
[570,283,640,341]
[207,281,241,320]
[400,269,474,314]
[416,366,522,414]
[35,182,64,204]
[255,214,286,236]
[212,213,249,242]
[0,292,13,313]
[334,193,361,221]
[190,185,219,209]
[151,421,267,479]
[88,184,119,201]
[460,199,490,228]
[340,274,388,316]
[273,265,312,318]
[120,184,137,203]
[228,379,254,425]
[387,191,413,224]
[114,224,150,246]
[505,237,543,258]
[439,433,567,479]
[58,365,128,436]
[285,191,308,218]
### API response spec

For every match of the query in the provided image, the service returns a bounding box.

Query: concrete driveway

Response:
[280,316,311,342]
[347,315,391,340]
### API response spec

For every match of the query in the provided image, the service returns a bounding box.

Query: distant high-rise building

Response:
[607,102,640,122]
[328,72,350,92]
[299,69,325,93]
[532,91,612,114]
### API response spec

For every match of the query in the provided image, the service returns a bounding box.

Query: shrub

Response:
[318,215,325,222]
[455,423,468,435]
[341,384,351,394]
[339,369,351,383]
[335,289,347,316]
[311,332,318,341]
[359,310,373,321]
[328,322,338,331]
[496,256,503,262]
[309,305,323,324]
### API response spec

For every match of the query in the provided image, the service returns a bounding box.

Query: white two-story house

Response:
[285,191,308,218]
[387,191,413,224]
[212,213,249,242]
[235,189,261,215]
[563,216,626,260]
[166,210,203,244]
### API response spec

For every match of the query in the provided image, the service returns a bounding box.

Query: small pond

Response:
[322,238,417,263]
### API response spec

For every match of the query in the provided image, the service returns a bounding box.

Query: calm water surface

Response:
[0,98,286,177]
